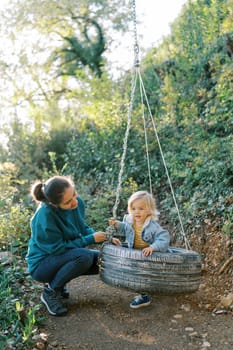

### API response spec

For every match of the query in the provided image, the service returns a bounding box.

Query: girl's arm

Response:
[150,223,170,252]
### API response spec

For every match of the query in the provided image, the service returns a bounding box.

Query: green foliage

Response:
[0,205,32,254]
[82,179,139,232]
[135,0,233,232]
[3,119,74,183]
[0,262,42,349]
[55,17,106,78]
[222,216,233,239]
[0,162,19,210]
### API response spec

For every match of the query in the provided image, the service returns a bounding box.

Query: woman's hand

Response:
[93,231,106,243]
[142,246,154,256]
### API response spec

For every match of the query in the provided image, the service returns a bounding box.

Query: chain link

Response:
[111,0,140,218]
[132,0,140,67]
[112,72,137,218]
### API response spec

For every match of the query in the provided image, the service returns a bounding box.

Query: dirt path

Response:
[40,275,232,350]
[39,232,233,350]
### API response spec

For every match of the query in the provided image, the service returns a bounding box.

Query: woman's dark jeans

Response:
[31,248,99,291]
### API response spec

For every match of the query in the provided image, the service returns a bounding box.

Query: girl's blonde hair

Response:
[127,190,159,220]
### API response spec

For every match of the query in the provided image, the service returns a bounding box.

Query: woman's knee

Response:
[74,248,95,267]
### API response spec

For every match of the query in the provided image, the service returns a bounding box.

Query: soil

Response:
[38,231,233,350]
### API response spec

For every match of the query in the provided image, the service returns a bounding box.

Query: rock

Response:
[50,341,59,347]
[213,292,233,312]
[180,304,191,312]
[173,314,183,319]
[202,340,211,347]
[0,251,13,265]
[185,327,194,332]
[36,342,46,350]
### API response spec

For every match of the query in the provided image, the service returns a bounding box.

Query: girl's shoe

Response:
[130,294,151,309]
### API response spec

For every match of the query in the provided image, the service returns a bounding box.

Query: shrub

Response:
[0,205,32,255]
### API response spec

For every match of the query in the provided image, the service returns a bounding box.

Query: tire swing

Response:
[99,0,202,295]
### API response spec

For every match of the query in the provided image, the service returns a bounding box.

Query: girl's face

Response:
[130,198,150,225]
[59,186,78,210]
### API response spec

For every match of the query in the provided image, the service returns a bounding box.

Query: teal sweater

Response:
[26,196,96,274]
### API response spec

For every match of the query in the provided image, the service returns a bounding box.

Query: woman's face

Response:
[59,186,78,210]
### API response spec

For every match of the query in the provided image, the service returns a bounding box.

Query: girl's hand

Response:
[111,237,122,246]
[94,231,106,243]
[108,218,120,228]
[142,246,154,256]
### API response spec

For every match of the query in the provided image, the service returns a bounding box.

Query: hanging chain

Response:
[111,0,139,219]
[132,0,140,67]
[112,73,137,218]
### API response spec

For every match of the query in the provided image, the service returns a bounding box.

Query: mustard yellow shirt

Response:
[133,223,149,249]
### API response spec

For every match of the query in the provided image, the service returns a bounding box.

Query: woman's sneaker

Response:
[61,286,70,299]
[41,287,68,316]
[45,283,69,299]
[130,294,151,309]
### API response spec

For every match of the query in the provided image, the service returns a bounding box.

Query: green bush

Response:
[0,205,32,255]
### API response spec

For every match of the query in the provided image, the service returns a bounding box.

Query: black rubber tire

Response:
[99,243,202,294]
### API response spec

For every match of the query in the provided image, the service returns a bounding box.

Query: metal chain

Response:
[132,0,140,67]
[112,0,139,218]
[112,72,137,218]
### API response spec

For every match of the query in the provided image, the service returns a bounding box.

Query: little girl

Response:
[109,190,170,308]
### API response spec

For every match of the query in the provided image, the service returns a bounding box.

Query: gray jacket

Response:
[116,214,170,252]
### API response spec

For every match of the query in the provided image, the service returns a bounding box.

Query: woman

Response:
[26,175,107,316]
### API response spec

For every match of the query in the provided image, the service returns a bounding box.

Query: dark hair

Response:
[30,176,74,205]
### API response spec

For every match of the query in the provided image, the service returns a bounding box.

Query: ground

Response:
[37,231,233,350]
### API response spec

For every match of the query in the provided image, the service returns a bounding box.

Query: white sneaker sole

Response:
[130,300,151,309]
[40,293,57,315]
[40,293,67,316]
